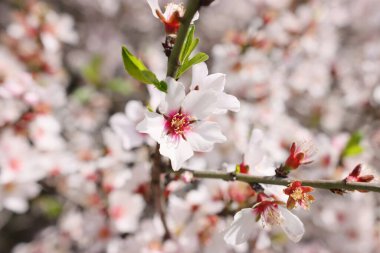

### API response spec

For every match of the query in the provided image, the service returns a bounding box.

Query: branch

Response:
[174,169,380,193]
[151,144,171,240]
[166,0,201,77]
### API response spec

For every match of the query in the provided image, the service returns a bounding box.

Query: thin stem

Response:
[174,169,380,193]
[166,0,201,77]
[151,144,171,240]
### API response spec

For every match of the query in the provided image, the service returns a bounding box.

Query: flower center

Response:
[264,207,282,226]
[166,112,192,137]
[290,188,304,201]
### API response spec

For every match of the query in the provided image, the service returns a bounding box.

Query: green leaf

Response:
[179,25,196,63]
[82,55,102,86]
[72,86,94,104]
[36,196,63,219]
[155,80,168,92]
[121,46,159,85]
[107,78,132,95]
[176,52,209,78]
[342,132,364,157]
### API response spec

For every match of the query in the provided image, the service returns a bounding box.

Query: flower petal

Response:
[146,0,161,18]
[160,138,194,171]
[191,62,208,90]
[136,111,165,143]
[215,92,240,113]
[186,121,226,152]
[160,77,185,114]
[110,113,144,150]
[244,129,265,167]
[279,206,305,242]
[223,208,257,245]
[192,11,200,23]
[181,90,218,119]
[125,100,145,123]
[203,73,226,91]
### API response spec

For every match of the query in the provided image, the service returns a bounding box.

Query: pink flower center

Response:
[165,111,192,138]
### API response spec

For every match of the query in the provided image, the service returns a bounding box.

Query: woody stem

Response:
[173,169,380,193]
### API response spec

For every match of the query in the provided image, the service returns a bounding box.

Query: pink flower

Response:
[147,0,199,35]
[137,78,226,170]
[224,193,305,245]
[284,142,315,170]
[283,181,315,210]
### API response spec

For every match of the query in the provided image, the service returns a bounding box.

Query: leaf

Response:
[36,196,63,219]
[176,52,209,78]
[179,25,197,63]
[342,132,364,157]
[72,87,94,104]
[107,78,132,95]
[155,80,168,92]
[121,46,167,92]
[82,55,102,86]
[121,46,159,85]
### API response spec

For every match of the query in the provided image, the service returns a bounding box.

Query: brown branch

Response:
[173,169,380,193]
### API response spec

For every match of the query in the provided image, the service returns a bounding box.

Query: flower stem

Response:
[174,169,380,193]
[166,0,201,77]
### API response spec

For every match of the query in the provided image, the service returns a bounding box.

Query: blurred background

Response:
[1,0,380,252]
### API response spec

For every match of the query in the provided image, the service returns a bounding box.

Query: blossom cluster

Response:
[0,0,379,253]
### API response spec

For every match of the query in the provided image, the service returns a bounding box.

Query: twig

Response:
[151,144,171,240]
[173,169,380,193]
[166,0,201,77]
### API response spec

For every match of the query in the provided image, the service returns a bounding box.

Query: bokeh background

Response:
[1,0,380,252]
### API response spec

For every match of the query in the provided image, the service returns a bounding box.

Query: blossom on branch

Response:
[223,193,305,245]
[344,164,375,192]
[283,181,315,210]
[137,77,226,170]
[147,0,199,35]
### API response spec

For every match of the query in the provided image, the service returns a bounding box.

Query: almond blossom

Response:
[137,77,227,170]
[224,193,305,245]
[283,181,315,210]
[147,0,199,35]
[108,190,145,233]
[110,100,147,150]
[191,62,240,114]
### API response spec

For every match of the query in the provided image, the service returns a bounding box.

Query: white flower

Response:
[146,0,199,34]
[191,62,240,113]
[29,114,65,151]
[224,198,305,245]
[137,78,226,170]
[0,181,40,213]
[110,100,146,150]
[108,190,145,233]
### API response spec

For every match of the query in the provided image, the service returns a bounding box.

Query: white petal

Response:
[186,121,226,152]
[244,129,265,167]
[215,93,240,113]
[110,113,144,150]
[223,208,257,245]
[191,11,200,23]
[146,0,161,18]
[160,138,194,171]
[191,62,208,90]
[160,78,185,114]
[203,73,226,91]
[181,90,218,119]
[4,197,28,213]
[256,231,271,250]
[279,206,305,243]
[136,111,165,143]
[125,100,144,123]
